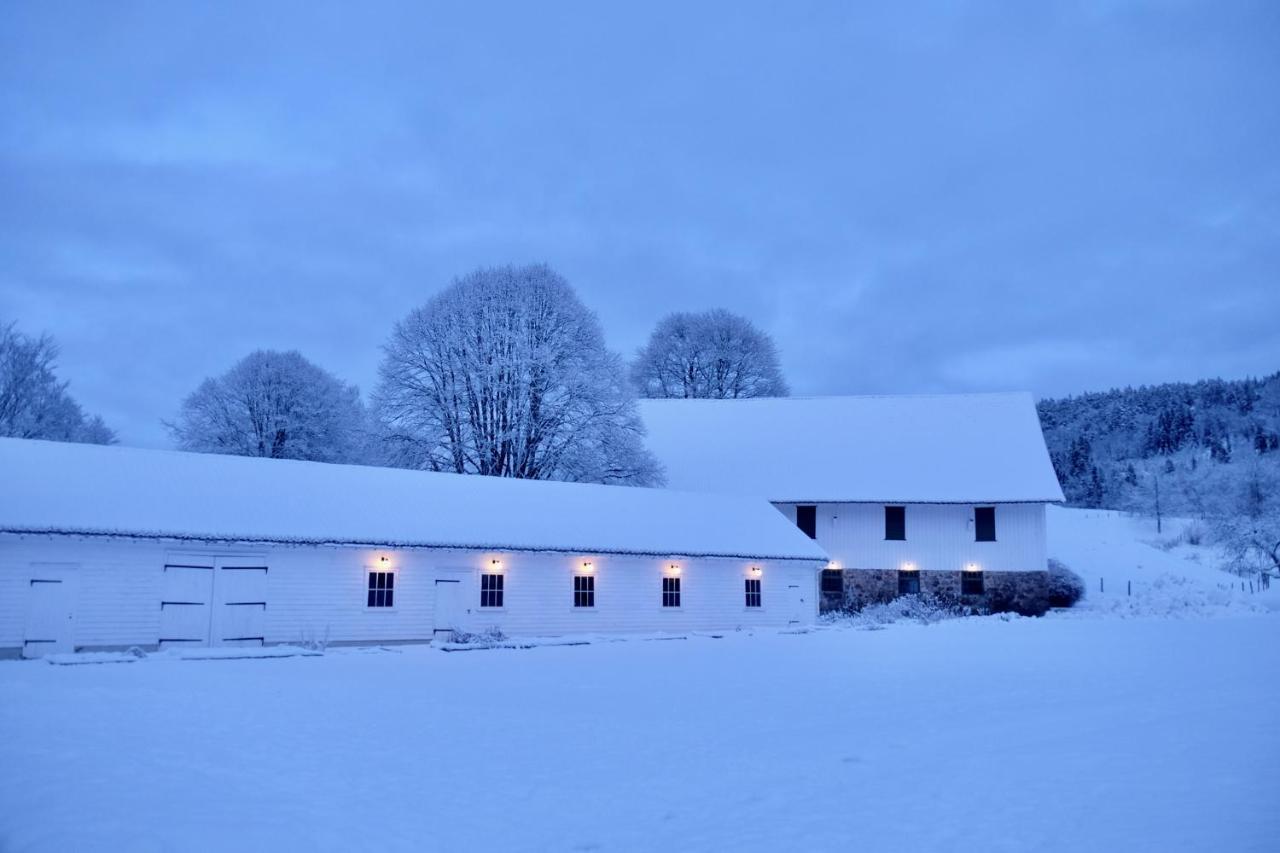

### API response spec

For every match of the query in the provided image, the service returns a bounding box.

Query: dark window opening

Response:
[574,575,595,608]
[662,576,681,608]
[367,571,395,608]
[975,506,996,542]
[897,571,920,595]
[480,573,504,608]
[884,505,906,541]
[745,578,762,608]
[820,569,844,595]
[796,505,817,539]
[961,571,985,595]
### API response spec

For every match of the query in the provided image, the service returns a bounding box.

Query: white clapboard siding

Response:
[0,534,822,654]
[776,502,1048,573]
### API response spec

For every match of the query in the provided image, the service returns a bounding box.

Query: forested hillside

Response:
[1037,372,1280,514]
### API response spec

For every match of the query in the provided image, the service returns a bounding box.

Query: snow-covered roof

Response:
[638,393,1065,504]
[0,438,828,562]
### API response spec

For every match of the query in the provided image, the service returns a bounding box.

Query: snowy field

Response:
[2,510,1278,853]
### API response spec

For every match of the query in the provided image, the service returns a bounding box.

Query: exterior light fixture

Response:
[490,558,502,570]
[902,562,916,572]
[581,561,594,573]
[749,565,762,576]
[379,555,390,564]
[965,562,980,572]
[668,563,681,575]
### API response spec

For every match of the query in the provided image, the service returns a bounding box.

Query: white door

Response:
[433,579,462,635]
[159,562,214,648]
[786,583,806,624]
[23,567,77,658]
[212,564,268,647]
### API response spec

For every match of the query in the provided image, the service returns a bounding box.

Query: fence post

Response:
[1100,577,1105,593]
[1127,580,1131,596]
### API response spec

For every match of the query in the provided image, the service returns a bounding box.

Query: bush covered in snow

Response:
[823,593,972,628]
[1046,559,1086,609]
[446,626,507,646]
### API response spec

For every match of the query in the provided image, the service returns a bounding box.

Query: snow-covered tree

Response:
[375,264,662,486]
[1208,463,1280,576]
[0,321,116,444]
[630,309,789,399]
[169,350,368,463]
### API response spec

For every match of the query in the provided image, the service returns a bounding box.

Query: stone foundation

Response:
[827,569,1052,617]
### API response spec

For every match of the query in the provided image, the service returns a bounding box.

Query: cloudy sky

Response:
[2,1,1277,446]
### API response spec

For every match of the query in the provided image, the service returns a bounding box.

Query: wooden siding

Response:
[775,502,1047,573]
[0,535,822,653]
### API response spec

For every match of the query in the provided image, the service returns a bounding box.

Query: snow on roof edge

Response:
[0,526,829,563]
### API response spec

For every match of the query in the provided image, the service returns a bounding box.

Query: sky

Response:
[1,1,1278,447]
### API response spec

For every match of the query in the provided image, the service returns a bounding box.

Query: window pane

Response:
[368,590,376,607]
[385,590,394,607]
[385,573,394,589]
[975,507,996,542]
[885,506,906,540]
[796,505,817,539]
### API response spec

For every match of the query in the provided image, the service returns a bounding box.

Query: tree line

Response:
[1,264,789,487]
[1038,374,1280,576]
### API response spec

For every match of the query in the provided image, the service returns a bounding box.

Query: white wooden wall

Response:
[0,534,822,654]
[775,502,1048,573]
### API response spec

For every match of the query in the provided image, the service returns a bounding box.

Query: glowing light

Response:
[490,558,503,571]
[667,563,682,575]
[749,565,762,576]
[581,561,594,573]
[902,561,917,572]
[379,555,390,564]
[965,562,980,572]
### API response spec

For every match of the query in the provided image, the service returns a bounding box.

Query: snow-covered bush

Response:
[823,593,970,628]
[1046,559,1086,609]
[447,626,507,646]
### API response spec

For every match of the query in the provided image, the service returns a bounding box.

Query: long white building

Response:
[0,439,826,658]
[639,393,1065,612]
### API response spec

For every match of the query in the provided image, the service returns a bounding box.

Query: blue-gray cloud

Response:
[1,0,1277,446]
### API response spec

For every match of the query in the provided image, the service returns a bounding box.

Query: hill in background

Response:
[1037,372,1280,515]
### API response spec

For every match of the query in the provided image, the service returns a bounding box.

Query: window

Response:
[898,570,920,595]
[961,571,985,595]
[975,506,996,542]
[884,505,906,541]
[820,569,844,595]
[662,576,681,608]
[480,573,504,608]
[574,575,595,608]
[367,571,394,608]
[745,578,762,608]
[796,505,817,539]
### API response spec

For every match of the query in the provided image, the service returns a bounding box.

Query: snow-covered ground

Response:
[1,509,1277,852]
[1048,505,1280,616]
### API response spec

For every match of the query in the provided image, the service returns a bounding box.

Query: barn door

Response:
[23,566,77,658]
[786,583,806,624]
[160,557,269,648]
[433,579,462,635]
[159,562,214,648]
[212,563,268,647]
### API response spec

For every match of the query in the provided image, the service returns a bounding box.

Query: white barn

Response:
[639,393,1065,613]
[0,438,827,658]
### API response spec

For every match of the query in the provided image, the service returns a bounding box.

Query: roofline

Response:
[767,499,1064,506]
[0,528,830,565]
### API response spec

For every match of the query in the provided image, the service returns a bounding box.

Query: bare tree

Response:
[0,321,116,444]
[169,350,368,463]
[631,309,789,398]
[1209,462,1280,577]
[374,264,662,486]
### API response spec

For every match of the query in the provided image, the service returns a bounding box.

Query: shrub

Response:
[1047,559,1086,609]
